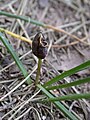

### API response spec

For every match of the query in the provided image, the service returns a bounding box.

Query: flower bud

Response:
[32,32,48,59]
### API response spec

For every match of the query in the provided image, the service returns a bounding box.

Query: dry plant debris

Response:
[0,0,90,120]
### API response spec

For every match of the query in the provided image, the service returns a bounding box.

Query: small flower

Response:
[32,32,48,59]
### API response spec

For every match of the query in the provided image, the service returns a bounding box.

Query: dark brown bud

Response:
[32,32,48,59]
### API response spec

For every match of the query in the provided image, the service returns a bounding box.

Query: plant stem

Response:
[0,32,32,84]
[35,58,42,86]
[0,10,90,46]
[0,10,45,27]
[0,28,32,44]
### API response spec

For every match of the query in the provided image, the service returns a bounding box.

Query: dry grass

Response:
[0,0,90,119]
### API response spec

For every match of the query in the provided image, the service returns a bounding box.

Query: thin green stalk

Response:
[44,93,90,101]
[44,60,90,87]
[0,11,89,46]
[47,77,90,90]
[0,10,45,27]
[37,84,78,120]
[0,32,32,84]
[35,58,42,86]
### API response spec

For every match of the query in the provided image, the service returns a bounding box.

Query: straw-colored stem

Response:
[0,11,89,46]
[0,28,32,44]
[0,28,88,49]
[45,25,90,45]
[35,58,42,86]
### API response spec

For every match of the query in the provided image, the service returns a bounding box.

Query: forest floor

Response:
[0,0,90,120]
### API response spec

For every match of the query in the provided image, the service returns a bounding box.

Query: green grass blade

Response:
[0,10,45,27]
[37,84,78,120]
[47,77,90,90]
[45,93,90,101]
[0,32,32,84]
[44,60,90,87]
